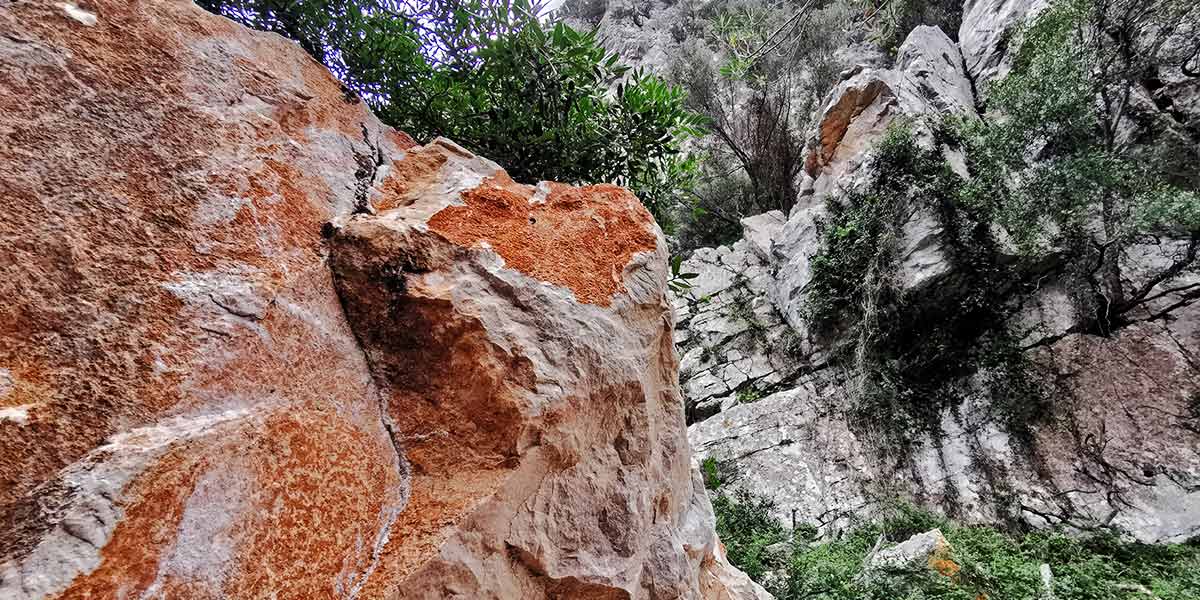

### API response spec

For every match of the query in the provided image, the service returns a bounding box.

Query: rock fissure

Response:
[352,123,386,215]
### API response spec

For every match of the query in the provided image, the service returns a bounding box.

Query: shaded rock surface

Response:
[0,1,767,598]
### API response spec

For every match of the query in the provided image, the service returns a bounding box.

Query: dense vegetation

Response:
[198,0,704,226]
[712,489,1200,599]
[803,0,1199,434]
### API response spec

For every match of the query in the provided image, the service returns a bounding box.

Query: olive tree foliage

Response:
[197,0,705,227]
[667,0,854,249]
[955,0,1200,333]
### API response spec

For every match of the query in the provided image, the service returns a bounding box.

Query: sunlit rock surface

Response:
[0,1,768,597]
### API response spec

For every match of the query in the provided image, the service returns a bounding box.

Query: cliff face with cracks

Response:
[670,15,1200,544]
[0,1,768,598]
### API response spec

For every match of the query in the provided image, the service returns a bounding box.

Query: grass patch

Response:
[712,492,1200,599]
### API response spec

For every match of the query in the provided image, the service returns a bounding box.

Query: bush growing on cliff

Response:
[803,122,1040,440]
[957,0,1200,334]
[198,0,704,227]
[803,0,1199,435]
[712,487,788,582]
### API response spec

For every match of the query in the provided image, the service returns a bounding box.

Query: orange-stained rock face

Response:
[0,2,769,599]
[428,178,657,306]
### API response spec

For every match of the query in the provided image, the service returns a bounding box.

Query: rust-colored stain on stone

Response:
[0,0,397,585]
[55,451,203,599]
[805,79,889,177]
[930,556,961,579]
[55,410,402,599]
[427,178,657,306]
[223,411,400,598]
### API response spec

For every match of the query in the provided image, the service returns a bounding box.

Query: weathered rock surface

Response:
[672,22,1200,544]
[0,1,767,598]
[959,0,1049,99]
[863,529,954,575]
[672,212,809,423]
[325,143,769,599]
[689,300,1200,543]
[559,0,692,75]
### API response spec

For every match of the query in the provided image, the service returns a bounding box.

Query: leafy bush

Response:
[960,0,1200,333]
[702,456,723,490]
[736,387,763,404]
[198,0,705,227]
[712,487,789,582]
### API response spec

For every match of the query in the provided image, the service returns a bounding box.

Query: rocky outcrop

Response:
[690,302,1200,543]
[773,25,976,331]
[325,144,770,598]
[0,1,766,598]
[959,0,1049,99]
[673,211,807,423]
[676,21,1200,544]
[558,0,694,75]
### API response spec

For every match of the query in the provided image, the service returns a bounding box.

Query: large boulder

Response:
[325,142,770,598]
[0,1,768,598]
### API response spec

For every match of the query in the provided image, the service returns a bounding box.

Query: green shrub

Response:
[716,492,1200,600]
[961,0,1200,333]
[198,0,704,228]
[702,456,723,490]
[736,387,763,404]
[802,122,1040,440]
[712,487,788,582]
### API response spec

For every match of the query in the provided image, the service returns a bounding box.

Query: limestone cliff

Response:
[656,6,1200,544]
[0,1,767,598]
